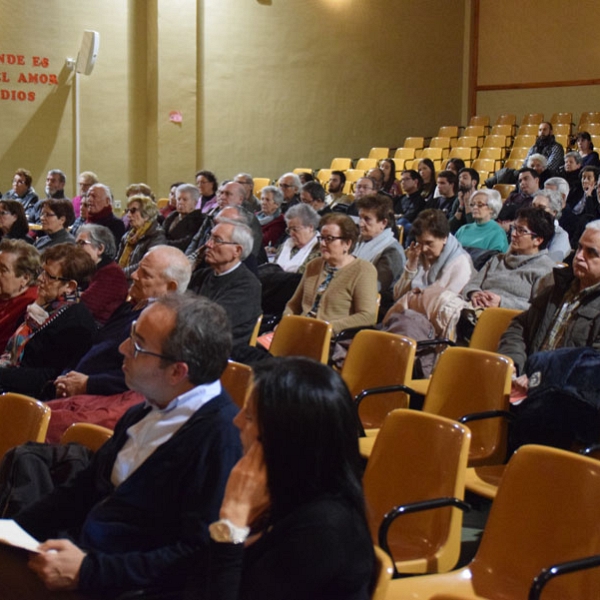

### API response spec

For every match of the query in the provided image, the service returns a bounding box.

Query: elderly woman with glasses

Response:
[34,199,76,251]
[258,185,287,249]
[0,243,97,398]
[274,203,321,274]
[455,189,509,252]
[284,213,378,334]
[77,224,129,325]
[117,194,166,278]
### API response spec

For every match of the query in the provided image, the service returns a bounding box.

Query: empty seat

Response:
[368,147,389,160]
[355,158,378,171]
[517,123,540,136]
[550,112,572,125]
[463,126,485,146]
[477,147,503,170]
[316,169,332,185]
[437,126,460,146]
[253,178,271,196]
[493,183,516,200]
[521,113,544,125]
[329,157,352,171]
[449,146,476,165]
[429,137,452,159]
[404,137,425,157]
[393,147,416,169]
[513,134,535,148]
[468,115,490,133]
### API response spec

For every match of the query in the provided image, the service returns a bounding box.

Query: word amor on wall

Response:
[0,54,59,102]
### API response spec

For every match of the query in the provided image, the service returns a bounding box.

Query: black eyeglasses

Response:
[126,207,139,214]
[317,234,344,244]
[129,321,178,362]
[39,268,70,282]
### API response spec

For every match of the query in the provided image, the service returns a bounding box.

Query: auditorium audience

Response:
[455,188,508,253]
[257,185,286,248]
[380,158,401,196]
[0,244,97,397]
[284,213,378,334]
[0,199,32,242]
[77,224,129,326]
[274,203,320,274]
[203,357,373,600]
[34,199,76,250]
[4,168,39,222]
[354,194,406,319]
[0,239,39,350]
[164,183,205,251]
[117,194,166,277]
[522,121,564,172]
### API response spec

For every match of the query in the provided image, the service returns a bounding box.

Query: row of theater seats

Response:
[277,110,600,198]
[2,308,600,599]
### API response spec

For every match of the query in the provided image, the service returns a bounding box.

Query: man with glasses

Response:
[277,172,301,213]
[189,219,261,347]
[234,172,261,213]
[7,294,241,597]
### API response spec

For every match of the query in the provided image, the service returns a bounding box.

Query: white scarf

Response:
[353,228,396,263]
[276,235,319,273]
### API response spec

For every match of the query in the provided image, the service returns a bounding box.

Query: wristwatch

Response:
[209,519,250,544]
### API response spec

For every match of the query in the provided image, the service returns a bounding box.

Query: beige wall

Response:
[0,0,466,200]
[475,0,600,124]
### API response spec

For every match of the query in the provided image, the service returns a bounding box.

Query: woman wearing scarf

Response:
[384,209,474,336]
[257,186,286,249]
[354,194,405,320]
[116,194,166,278]
[275,203,320,274]
[0,243,97,398]
[284,213,378,335]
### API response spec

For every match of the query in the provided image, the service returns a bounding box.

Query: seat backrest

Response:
[513,134,536,147]
[316,169,332,185]
[60,423,113,451]
[249,314,262,347]
[356,158,378,171]
[404,137,425,149]
[430,137,451,149]
[394,147,415,160]
[0,393,51,460]
[252,178,271,196]
[292,167,312,175]
[368,147,389,160]
[469,307,522,352]
[363,409,471,574]
[471,445,600,599]
[329,157,352,171]
[469,115,490,128]
[521,113,544,125]
[508,146,529,160]
[478,147,502,160]
[345,168,366,182]
[221,360,254,409]
[270,315,332,364]
[495,114,516,126]
[483,134,507,148]
[423,347,513,466]
[492,183,516,200]
[456,135,478,148]
[342,330,416,430]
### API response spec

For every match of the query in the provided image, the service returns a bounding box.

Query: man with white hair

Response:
[234,172,261,212]
[277,172,301,213]
[189,219,261,347]
[86,183,126,244]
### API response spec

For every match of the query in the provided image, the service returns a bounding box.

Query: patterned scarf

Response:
[0,291,79,367]
[118,220,153,269]
[307,263,338,318]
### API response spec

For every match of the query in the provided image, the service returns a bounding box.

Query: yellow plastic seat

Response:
[513,134,536,148]
[517,123,540,136]
[156,197,169,209]
[393,147,416,169]
[363,409,471,576]
[249,314,262,347]
[582,122,600,135]
[269,315,333,364]
[448,147,475,166]
[429,137,451,159]
[60,423,113,451]
[341,330,416,431]
[482,134,508,150]
[221,360,254,409]
[404,137,425,157]
[361,347,513,467]
[521,112,544,125]
[437,126,460,147]
[503,158,523,170]
[345,169,366,183]
[492,183,515,200]
[0,393,51,460]
[494,114,516,127]
[477,147,503,170]
[368,147,389,160]
[490,123,514,140]
[462,126,485,146]
[550,111,572,125]
[372,546,394,600]
[355,158,378,171]
[552,122,571,137]
[386,445,600,600]
[421,147,443,170]
[329,157,352,171]
[316,169,332,185]
[292,167,312,175]
[253,178,271,196]
[508,146,529,160]
[454,138,479,161]
[579,111,600,127]
[468,115,490,132]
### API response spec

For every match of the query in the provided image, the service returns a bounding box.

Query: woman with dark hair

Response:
[576,131,600,167]
[284,213,378,334]
[379,158,401,195]
[0,199,31,242]
[196,170,219,213]
[34,199,76,250]
[206,357,374,600]
[0,243,97,397]
[78,224,129,325]
[117,194,166,277]
[446,157,466,174]
[0,239,40,349]
[354,194,405,319]
[418,158,436,204]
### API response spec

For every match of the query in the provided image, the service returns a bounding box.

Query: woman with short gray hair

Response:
[275,203,320,273]
[455,189,509,252]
